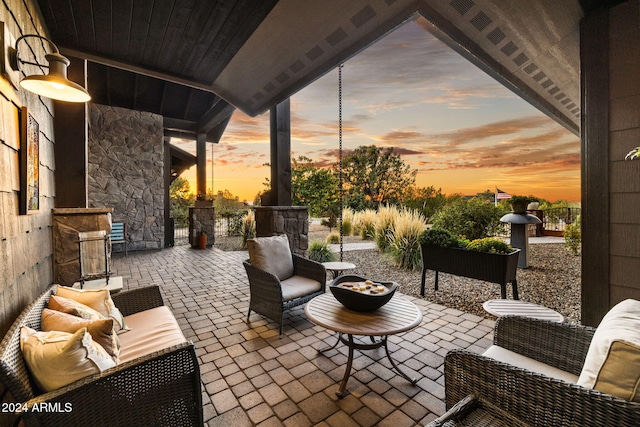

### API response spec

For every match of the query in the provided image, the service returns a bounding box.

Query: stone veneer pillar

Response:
[189,207,215,247]
[88,104,164,251]
[254,206,308,255]
[52,208,113,286]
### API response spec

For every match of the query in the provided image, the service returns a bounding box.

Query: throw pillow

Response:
[56,287,127,332]
[247,235,294,280]
[41,308,120,360]
[577,298,640,402]
[20,326,116,392]
[48,295,105,321]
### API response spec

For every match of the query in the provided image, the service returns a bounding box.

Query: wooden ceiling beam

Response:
[60,47,217,93]
[207,115,233,144]
[163,114,231,144]
[196,100,235,133]
[164,129,220,143]
[164,117,198,133]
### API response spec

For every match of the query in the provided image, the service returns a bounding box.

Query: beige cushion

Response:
[577,299,640,401]
[41,308,120,360]
[117,306,186,363]
[247,235,294,280]
[20,326,116,392]
[49,295,105,321]
[280,276,323,301]
[56,286,127,332]
[483,345,578,384]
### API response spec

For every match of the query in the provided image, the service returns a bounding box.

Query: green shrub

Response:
[240,211,256,249]
[389,209,427,270]
[308,241,335,263]
[432,197,504,240]
[466,237,513,254]
[340,220,352,236]
[341,208,355,236]
[564,216,581,256]
[418,227,462,248]
[326,233,340,244]
[227,211,248,236]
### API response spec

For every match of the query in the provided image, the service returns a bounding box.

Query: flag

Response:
[496,188,511,200]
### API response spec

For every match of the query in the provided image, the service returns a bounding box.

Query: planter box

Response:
[420,244,521,299]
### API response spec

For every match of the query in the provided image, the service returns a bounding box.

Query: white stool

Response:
[483,299,565,322]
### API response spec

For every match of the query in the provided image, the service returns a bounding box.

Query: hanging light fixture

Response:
[7,33,91,103]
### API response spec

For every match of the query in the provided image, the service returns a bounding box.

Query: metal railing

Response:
[541,207,580,235]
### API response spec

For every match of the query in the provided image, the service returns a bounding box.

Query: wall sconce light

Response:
[5,31,91,103]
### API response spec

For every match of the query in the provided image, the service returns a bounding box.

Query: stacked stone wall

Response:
[254,206,308,255]
[88,104,164,251]
[189,207,215,247]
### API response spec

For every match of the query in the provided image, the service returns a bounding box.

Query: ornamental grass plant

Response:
[326,233,340,244]
[240,210,256,249]
[341,208,355,236]
[308,241,335,263]
[389,208,427,270]
[375,205,399,251]
[354,209,377,240]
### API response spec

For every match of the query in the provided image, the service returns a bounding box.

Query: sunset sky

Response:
[171,19,581,203]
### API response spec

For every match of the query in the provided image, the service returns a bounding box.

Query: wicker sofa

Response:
[0,285,203,426]
[429,315,640,427]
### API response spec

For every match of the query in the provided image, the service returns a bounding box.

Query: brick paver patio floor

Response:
[111,245,495,427]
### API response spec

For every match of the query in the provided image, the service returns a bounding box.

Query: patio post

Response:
[269,99,291,206]
[196,132,207,197]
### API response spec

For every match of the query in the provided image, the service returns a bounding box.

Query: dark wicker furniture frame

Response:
[0,285,203,427]
[420,244,520,299]
[429,316,640,426]
[243,254,326,335]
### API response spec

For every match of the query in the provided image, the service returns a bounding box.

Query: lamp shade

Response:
[19,53,91,103]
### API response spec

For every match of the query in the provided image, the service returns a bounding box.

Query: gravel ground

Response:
[340,244,581,324]
[216,227,581,324]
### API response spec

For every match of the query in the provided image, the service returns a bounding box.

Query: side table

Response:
[483,299,565,322]
[305,293,422,397]
[321,261,356,279]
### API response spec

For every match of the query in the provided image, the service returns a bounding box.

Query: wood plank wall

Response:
[581,0,640,326]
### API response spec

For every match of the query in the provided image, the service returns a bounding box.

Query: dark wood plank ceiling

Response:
[36,0,280,141]
[34,0,618,140]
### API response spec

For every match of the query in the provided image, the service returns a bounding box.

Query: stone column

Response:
[189,207,215,247]
[254,206,308,255]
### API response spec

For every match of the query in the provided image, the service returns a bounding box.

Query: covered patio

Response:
[111,246,493,426]
[2,0,640,425]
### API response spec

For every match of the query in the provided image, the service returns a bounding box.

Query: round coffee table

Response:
[305,293,422,397]
[483,299,565,322]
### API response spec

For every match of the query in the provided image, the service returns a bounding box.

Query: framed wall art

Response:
[19,106,39,214]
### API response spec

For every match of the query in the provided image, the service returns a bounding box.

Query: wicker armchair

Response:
[243,236,326,335]
[429,316,640,427]
[0,286,203,427]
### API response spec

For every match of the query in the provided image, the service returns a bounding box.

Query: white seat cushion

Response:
[577,299,640,402]
[483,345,579,384]
[280,276,322,301]
[117,306,186,363]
